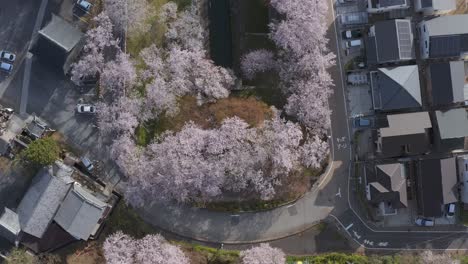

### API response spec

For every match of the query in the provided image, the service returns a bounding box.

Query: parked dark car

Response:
[342,29,362,39]
[353,117,373,128]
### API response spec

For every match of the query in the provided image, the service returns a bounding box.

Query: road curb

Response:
[193,159,332,214]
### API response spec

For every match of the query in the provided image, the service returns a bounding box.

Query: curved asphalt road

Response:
[4,0,468,252]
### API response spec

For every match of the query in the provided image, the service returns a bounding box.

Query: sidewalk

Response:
[135,185,335,243]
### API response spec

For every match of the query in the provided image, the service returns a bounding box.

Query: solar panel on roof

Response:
[379,0,406,7]
[430,35,461,58]
[460,34,468,52]
[396,21,413,59]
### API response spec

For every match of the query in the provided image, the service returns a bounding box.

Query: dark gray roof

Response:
[430,63,454,105]
[367,163,408,208]
[366,36,378,65]
[418,160,443,217]
[421,0,432,8]
[380,133,430,158]
[370,19,414,63]
[54,184,108,240]
[371,65,421,110]
[375,20,400,62]
[430,61,466,106]
[417,158,458,217]
[17,169,71,238]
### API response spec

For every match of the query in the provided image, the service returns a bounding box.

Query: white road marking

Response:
[336,188,342,198]
[345,223,353,230]
[353,230,361,239]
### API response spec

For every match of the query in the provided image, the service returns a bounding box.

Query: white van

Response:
[345,39,362,48]
[446,203,456,218]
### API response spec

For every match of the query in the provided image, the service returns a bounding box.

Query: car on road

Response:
[76,104,96,114]
[0,62,13,74]
[415,218,434,227]
[76,0,92,12]
[345,39,362,48]
[338,0,356,3]
[0,51,16,63]
[342,29,362,39]
[446,203,456,218]
[353,117,373,128]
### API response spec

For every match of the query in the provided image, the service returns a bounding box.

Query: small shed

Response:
[34,14,84,73]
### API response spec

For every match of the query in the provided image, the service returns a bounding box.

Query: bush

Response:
[6,248,35,264]
[287,253,368,264]
[19,137,60,166]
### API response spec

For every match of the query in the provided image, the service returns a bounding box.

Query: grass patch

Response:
[196,198,294,213]
[126,0,194,57]
[136,96,273,145]
[104,202,157,239]
[460,204,468,225]
[236,72,285,108]
[287,253,368,264]
[175,242,240,264]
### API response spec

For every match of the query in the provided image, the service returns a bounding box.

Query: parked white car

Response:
[345,39,362,48]
[0,51,15,63]
[76,0,92,12]
[446,203,456,218]
[415,218,434,227]
[76,104,96,114]
[0,62,13,73]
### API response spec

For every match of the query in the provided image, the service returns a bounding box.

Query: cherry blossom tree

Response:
[164,2,205,52]
[71,12,118,85]
[96,96,141,136]
[100,51,137,97]
[241,49,276,80]
[301,135,329,169]
[268,0,335,133]
[420,251,459,264]
[103,232,189,264]
[240,243,285,264]
[134,234,190,264]
[137,44,235,119]
[103,231,136,264]
[119,110,305,205]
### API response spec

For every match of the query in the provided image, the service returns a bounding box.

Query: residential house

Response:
[370,65,422,111]
[428,61,468,106]
[435,108,468,140]
[375,112,432,158]
[418,14,468,59]
[367,19,415,65]
[35,14,84,73]
[0,161,115,253]
[365,163,408,216]
[367,0,410,13]
[417,157,458,217]
[434,108,468,151]
[457,155,468,204]
[414,0,456,15]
